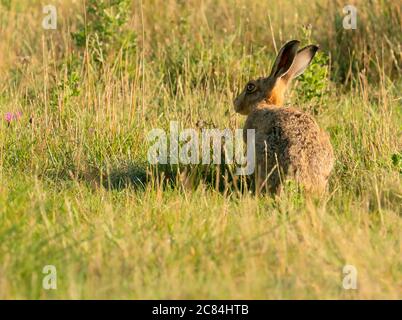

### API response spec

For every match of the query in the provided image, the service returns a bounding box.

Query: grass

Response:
[0,0,401,299]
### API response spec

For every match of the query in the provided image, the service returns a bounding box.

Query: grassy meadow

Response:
[0,0,401,299]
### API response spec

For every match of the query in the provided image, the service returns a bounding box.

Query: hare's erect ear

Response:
[283,45,319,80]
[269,40,300,79]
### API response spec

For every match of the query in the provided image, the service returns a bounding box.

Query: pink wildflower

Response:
[5,112,13,122]
[4,111,22,123]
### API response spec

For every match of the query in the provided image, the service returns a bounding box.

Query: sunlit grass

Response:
[0,0,401,299]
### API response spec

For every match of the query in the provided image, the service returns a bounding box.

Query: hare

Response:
[234,40,334,195]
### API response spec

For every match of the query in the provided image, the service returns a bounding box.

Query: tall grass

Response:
[0,0,401,299]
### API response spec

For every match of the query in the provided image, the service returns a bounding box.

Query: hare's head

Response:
[234,40,318,115]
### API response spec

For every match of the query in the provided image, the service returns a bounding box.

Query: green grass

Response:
[0,0,401,299]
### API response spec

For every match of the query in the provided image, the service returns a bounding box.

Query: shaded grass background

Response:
[0,0,401,299]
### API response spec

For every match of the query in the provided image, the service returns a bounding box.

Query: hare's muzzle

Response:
[233,96,241,112]
[233,95,249,115]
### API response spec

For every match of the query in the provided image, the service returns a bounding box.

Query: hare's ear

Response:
[269,40,300,79]
[283,45,319,80]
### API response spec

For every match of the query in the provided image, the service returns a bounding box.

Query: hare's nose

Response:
[233,97,238,107]
[233,97,241,111]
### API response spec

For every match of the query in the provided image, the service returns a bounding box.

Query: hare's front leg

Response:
[255,151,282,195]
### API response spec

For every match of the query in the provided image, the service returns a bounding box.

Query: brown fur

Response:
[266,78,286,106]
[234,40,334,195]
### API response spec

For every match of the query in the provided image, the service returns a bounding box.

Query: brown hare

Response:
[234,40,334,195]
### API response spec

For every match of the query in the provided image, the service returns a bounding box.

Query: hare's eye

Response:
[246,83,256,93]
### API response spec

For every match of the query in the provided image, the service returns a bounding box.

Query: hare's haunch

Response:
[234,40,334,194]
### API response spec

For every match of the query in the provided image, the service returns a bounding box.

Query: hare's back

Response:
[247,105,322,144]
[246,105,333,178]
